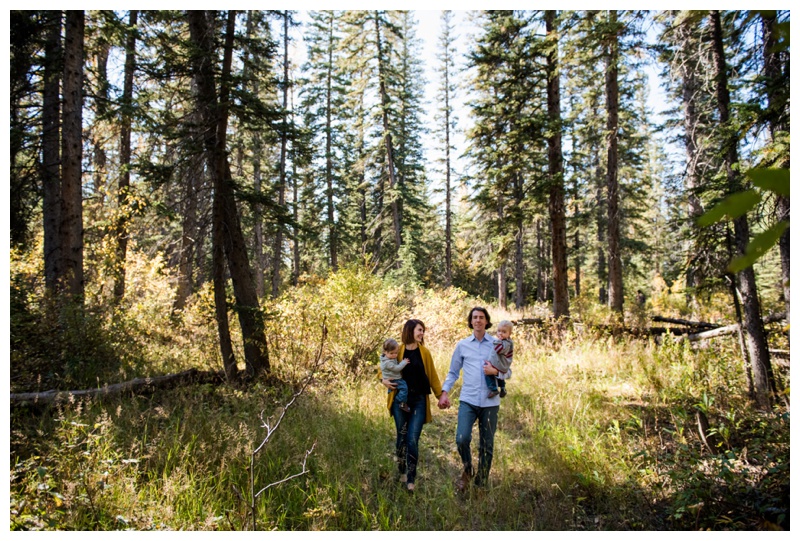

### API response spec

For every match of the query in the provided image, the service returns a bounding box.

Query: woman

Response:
[381,319,443,492]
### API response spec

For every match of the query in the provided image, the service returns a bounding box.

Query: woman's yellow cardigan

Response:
[382,343,443,423]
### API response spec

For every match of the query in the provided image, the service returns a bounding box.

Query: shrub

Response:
[265,265,410,376]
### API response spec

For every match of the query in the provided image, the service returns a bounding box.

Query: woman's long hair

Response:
[401,319,425,346]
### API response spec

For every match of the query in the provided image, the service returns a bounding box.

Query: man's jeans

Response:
[455,401,499,486]
[391,393,426,484]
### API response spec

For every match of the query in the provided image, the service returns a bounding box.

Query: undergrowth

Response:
[9,252,791,530]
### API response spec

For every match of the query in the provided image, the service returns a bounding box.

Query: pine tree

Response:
[467,11,547,309]
[301,10,348,272]
[40,11,63,293]
[187,10,270,378]
[433,10,458,287]
[545,10,569,318]
[709,10,773,409]
[114,10,138,301]
[60,10,85,300]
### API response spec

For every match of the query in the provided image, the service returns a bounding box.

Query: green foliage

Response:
[266,265,411,376]
[10,286,790,530]
[10,237,222,392]
[698,167,790,273]
[696,190,762,227]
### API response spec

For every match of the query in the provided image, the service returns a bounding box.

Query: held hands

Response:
[437,391,451,409]
[483,361,499,376]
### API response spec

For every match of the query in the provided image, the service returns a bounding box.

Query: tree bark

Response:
[546,10,569,318]
[595,151,607,305]
[60,10,85,300]
[188,10,237,379]
[443,13,454,287]
[605,10,623,315]
[188,10,270,378]
[173,151,201,312]
[114,9,137,302]
[218,10,270,376]
[676,16,704,310]
[243,10,266,298]
[42,10,62,294]
[325,13,338,272]
[271,12,290,298]
[710,10,773,409]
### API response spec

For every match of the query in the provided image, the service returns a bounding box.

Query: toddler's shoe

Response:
[399,401,411,412]
[487,390,499,398]
[499,388,507,398]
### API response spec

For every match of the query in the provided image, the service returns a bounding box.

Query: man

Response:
[438,306,505,491]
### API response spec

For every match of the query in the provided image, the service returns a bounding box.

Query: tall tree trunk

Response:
[595,155,607,305]
[574,224,581,297]
[605,10,623,315]
[325,14,338,272]
[188,10,237,379]
[374,13,402,257]
[710,10,773,409]
[243,10,266,299]
[114,9,137,302]
[444,108,453,287]
[60,10,85,300]
[42,11,62,294]
[675,16,705,312]
[536,219,545,302]
[290,89,300,285]
[498,263,508,310]
[358,89,368,257]
[513,169,525,309]
[497,192,507,309]
[90,35,109,199]
[271,12,291,298]
[762,11,790,327]
[189,10,270,378]
[218,10,270,376]
[546,10,569,318]
[173,152,201,312]
[443,13,454,287]
[514,220,524,309]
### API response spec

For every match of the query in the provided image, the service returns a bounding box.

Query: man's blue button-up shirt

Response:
[443,332,501,408]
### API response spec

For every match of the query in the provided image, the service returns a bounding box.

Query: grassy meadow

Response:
[9,258,790,530]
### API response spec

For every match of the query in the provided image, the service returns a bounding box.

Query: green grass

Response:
[9,325,790,530]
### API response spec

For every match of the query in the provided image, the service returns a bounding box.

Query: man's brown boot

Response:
[455,468,472,492]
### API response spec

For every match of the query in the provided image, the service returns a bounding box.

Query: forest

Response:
[8,9,790,530]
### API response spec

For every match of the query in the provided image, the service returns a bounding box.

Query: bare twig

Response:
[242,320,327,531]
[254,442,316,499]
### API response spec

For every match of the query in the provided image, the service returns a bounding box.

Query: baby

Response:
[485,320,514,398]
[379,338,410,412]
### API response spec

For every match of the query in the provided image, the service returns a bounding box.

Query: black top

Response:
[401,346,430,396]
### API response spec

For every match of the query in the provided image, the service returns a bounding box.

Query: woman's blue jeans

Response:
[455,401,499,486]
[391,392,426,484]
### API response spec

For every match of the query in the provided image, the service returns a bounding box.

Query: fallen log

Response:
[513,318,552,326]
[683,323,740,343]
[651,315,719,330]
[10,368,225,406]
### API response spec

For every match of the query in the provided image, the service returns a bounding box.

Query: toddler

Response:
[379,338,410,412]
[485,320,514,398]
